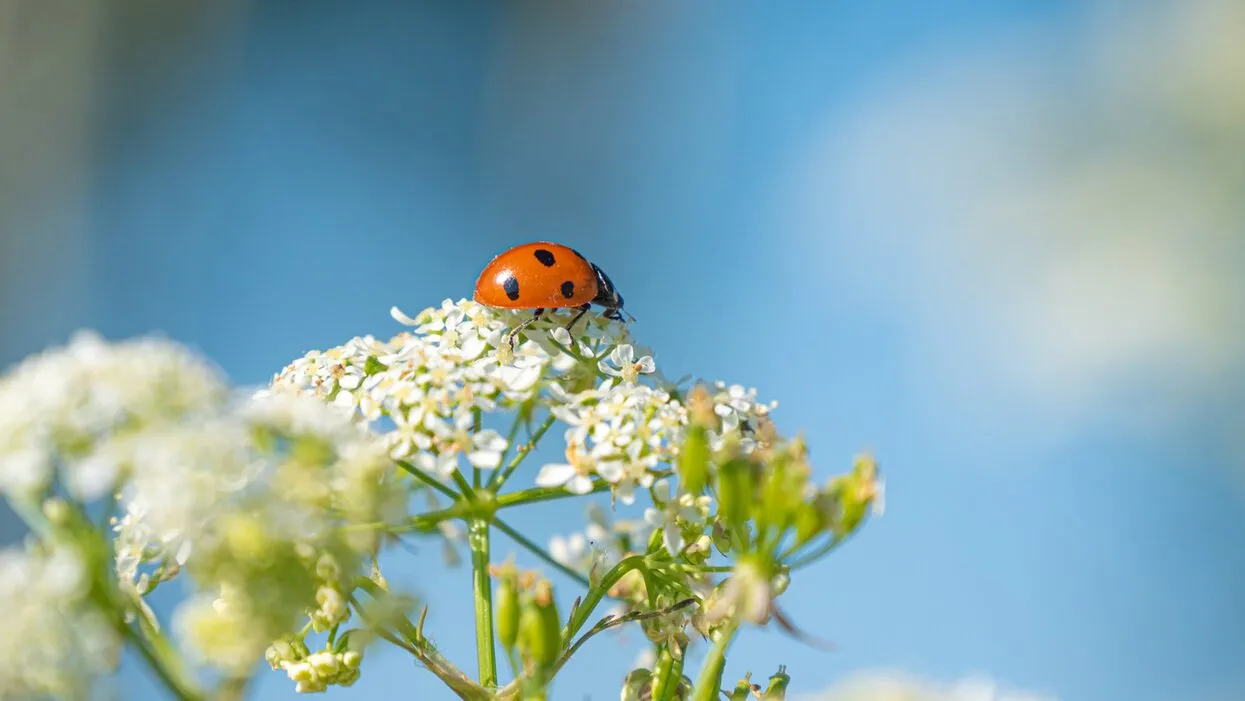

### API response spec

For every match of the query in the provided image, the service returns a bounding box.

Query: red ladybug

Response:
[474,241,628,344]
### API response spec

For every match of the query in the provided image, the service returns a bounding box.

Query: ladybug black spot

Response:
[560,281,575,299]
[503,276,520,301]
[533,249,556,267]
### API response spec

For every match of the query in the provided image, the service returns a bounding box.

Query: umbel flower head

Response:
[0,296,879,700]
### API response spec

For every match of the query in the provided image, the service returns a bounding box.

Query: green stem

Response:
[691,621,739,701]
[787,530,856,570]
[100,590,204,701]
[493,517,591,589]
[450,468,477,500]
[349,503,467,534]
[469,519,497,688]
[490,413,558,490]
[651,645,684,701]
[350,587,489,701]
[496,480,610,509]
[213,676,250,701]
[472,408,483,489]
[395,459,460,500]
[561,555,645,645]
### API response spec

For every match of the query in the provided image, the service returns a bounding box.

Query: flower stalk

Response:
[469,518,498,688]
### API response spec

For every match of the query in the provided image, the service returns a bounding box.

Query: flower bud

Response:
[495,564,521,651]
[519,579,561,670]
[620,669,652,701]
[728,673,758,701]
[677,425,710,495]
[687,384,716,428]
[831,453,882,537]
[285,661,315,684]
[717,458,754,530]
[337,667,361,687]
[41,498,72,526]
[342,650,363,669]
[308,650,340,678]
[762,665,790,699]
[315,553,341,582]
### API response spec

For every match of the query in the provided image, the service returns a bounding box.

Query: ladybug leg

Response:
[507,308,545,350]
[564,304,592,334]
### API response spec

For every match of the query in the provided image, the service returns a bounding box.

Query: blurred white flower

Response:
[0,544,119,701]
[0,331,227,502]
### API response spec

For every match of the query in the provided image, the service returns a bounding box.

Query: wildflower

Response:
[644,481,713,558]
[0,331,226,502]
[0,544,119,701]
[598,344,656,385]
[535,443,597,495]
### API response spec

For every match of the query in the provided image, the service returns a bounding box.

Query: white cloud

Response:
[773,0,1245,444]
[796,670,1058,701]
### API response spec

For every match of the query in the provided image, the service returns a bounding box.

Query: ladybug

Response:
[473,241,629,345]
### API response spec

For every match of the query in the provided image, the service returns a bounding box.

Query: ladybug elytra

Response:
[473,241,629,346]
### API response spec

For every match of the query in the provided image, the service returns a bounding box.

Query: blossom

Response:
[0,331,226,502]
[535,444,596,495]
[0,544,119,700]
[644,481,713,557]
[598,344,656,384]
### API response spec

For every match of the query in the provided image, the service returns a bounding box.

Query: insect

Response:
[473,241,630,346]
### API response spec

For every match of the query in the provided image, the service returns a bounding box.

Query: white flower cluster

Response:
[0,331,226,502]
[270,300,779,507]
[262,642,361,697]
[107,392,399,675]
[0,544,118,701]
[269,300,674,493]
[269,301,569,478]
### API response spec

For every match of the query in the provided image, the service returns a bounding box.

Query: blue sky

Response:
[2,2,1242,700]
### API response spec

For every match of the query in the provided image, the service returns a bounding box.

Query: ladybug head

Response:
[590,263,624,313]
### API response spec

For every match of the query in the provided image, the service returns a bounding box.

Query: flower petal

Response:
[467,449,502,469]
[535,463,575,488]
[567,474,594,495]
[390,306,420,326]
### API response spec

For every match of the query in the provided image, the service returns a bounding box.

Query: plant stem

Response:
[691,621,739,701]
[561,555,645,645]
[468,518,498,688]
[395,459,460,500]
[472,408,483,489]
[495,480,610,509]
[100,591,204,701]
[490,413,558,490]
[493,517,590,589]
[651,645,684,701]
[451,469,477,499]
[350,588,489,701]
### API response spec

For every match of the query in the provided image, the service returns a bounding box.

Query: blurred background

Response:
[2,1,1243,700]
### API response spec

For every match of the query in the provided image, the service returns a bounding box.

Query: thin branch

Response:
[493,517,591,589]
[395,459,460,500]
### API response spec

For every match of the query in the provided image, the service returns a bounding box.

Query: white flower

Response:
[535,444,596,495]
[598,344,656,384]
[643,481,712,558]
[0,331,227,501]
[0,544,119,700]
[549,532,588,567]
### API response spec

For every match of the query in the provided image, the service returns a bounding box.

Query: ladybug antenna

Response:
[622,309,637,324]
